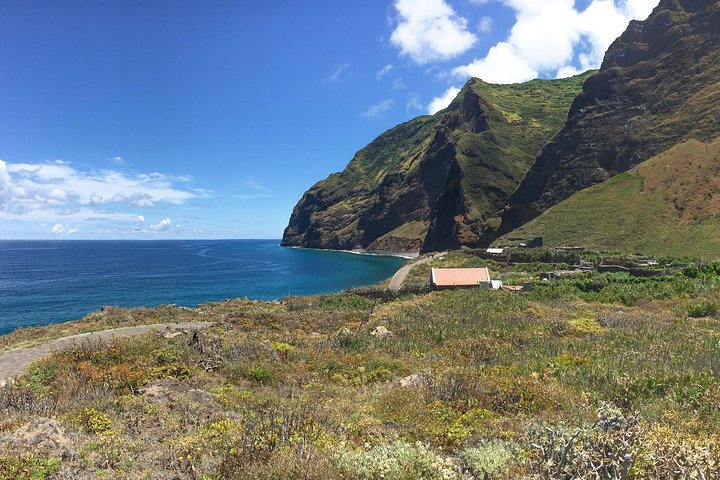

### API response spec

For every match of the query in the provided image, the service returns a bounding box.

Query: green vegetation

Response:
[498,0,720,235]
[452,73,596,225]
[2,252,720,477]
[0,456,60,480]
[283,72,593,253]
[499,138,720,259]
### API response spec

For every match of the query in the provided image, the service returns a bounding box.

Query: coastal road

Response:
[388,252,446,292]
[0,321,214,387]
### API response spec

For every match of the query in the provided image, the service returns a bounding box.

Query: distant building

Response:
[540,269,584,281]
[519,237,543,248]
[486,247,506,255]
[431,267,503,290]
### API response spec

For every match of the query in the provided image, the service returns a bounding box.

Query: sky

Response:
[0,0,659,239]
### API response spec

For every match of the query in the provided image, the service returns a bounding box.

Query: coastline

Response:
[0,240,407,335]
[285,245,420,260]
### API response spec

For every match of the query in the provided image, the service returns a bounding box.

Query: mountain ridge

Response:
[495,0,720,235]
[282,73,592,253]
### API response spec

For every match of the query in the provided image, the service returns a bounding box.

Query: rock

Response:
[139,379,221,415]
[139,378,189,400]
[161,331,184,339]
[186,389,222,414]
[370,326,393,338]
[1,417,73,456]
[399,373,428,389]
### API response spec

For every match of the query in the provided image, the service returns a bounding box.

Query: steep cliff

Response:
[282,73,591,253]
[498,0,720,233]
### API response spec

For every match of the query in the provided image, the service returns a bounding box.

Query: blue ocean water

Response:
[0,240,406,334]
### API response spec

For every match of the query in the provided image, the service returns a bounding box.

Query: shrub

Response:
[460,440,517,479]
[687,299,718,318]
[246,366,274,385]
[568,316,604,335]
[271,341,295,360]
[24,364,59,393]
[638,427,720,479]
[0,383,56,416]
[0,456,61,480]
[65,406,113,435]
[333,440,458,480]
[84,435,137,470]
[319,294,377,311]
[527,403,641,479]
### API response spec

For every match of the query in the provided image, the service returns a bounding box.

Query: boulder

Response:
[370,326,393,338]
[139,379,221,415]
[398,373,429,389]
[1,417,73,456]
[138,378,188,400]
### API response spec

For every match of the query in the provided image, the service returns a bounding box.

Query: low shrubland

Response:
[1,256,720,478]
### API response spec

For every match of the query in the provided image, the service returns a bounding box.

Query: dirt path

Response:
[0,321,214,387]
[388,253,445,292]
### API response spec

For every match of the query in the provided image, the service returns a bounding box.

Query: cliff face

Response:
[282,73,591,253]
[498,0,720,233]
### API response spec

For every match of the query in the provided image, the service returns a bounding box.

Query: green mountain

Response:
[282,73,592,254]
[496,0,720,236]
[497,137,720,259]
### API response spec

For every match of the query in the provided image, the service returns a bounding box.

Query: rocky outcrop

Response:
[498,0,720,233]
[0,417,74,457]
[283,73,591,253]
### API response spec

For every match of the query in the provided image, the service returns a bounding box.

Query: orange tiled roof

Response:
[431,268,491,287]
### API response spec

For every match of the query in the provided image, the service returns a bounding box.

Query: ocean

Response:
[0,240,406,334]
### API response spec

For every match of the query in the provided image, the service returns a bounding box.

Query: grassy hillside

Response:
[452,74,596,226]
[3,254,720,478]
[498,137,720,259]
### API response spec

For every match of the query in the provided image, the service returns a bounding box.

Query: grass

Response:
[2,255,720,477]
[499,135,720,259]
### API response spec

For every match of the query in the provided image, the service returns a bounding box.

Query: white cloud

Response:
[376,64,394,80]
[452,0,659,84]
[242,178,272,194]
[428,86,461,114]
[0,158,204,230]
[323,63,350,84]
[477,16,493,34]
[112,156,126,165]
[407,93,424,113]
[390,0,477,64]
[362,99,395,118]
[233,177,275,200]
[51,223,78,236]
[149,217,172,232]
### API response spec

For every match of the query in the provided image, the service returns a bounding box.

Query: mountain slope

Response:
[497,0,720,234]
[282,73,592,254]
[497,137,720,259]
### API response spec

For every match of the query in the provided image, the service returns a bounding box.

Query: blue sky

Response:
[0,0,657,239]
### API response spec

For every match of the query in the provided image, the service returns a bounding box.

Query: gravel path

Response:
[388,253,445,292]
[0,322,214,387]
